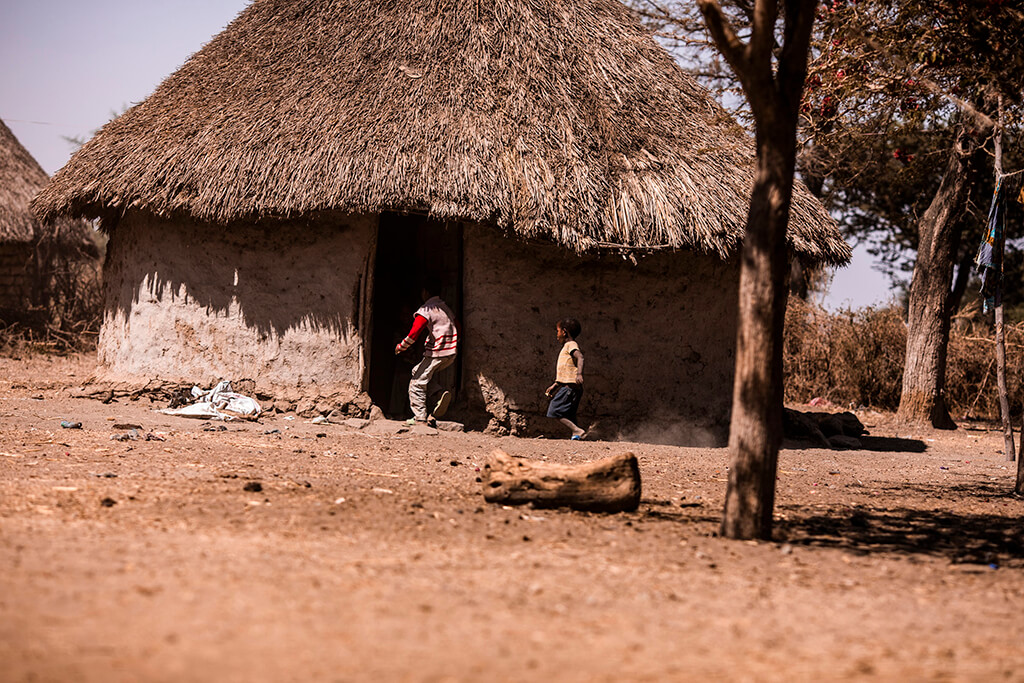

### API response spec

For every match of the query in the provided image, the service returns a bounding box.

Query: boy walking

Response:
[395,280,458,425]
[545,318,586,440]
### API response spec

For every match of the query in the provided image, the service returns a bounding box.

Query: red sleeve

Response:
[407,314,428,341]
[396,314,428,352]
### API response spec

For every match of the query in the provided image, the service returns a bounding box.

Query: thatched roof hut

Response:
[1,119,97,315]
[32,0,850,442]
[34,0,848,265]
[2,120,94,252]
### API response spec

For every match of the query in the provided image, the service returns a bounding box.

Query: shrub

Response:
[946,319,1024,421]
[785,298,1024,421]
[784,298,906,410]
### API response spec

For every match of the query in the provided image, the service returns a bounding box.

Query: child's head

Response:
[556,318,581,341]
[421,275,443,302]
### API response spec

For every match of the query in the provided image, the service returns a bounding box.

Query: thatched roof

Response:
[33,0,850,265]
[1,119,96,255]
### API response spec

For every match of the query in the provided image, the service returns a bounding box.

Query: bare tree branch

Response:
[696,0,750,78]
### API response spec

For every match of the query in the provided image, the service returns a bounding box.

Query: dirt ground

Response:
[1,352,1023,682]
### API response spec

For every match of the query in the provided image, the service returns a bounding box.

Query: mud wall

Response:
[0,243,33,313]
[99,211,377,398]
[461,223,739,444]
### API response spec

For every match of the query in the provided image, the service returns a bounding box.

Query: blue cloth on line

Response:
[976,179,1005,313]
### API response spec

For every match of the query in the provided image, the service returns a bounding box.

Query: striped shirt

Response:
[396,296,458,357]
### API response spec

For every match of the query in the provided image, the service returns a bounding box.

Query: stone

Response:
[273,400,293,414]
[368,405,385,421]
[410,424,439,436]
[233,379,256,395]
[367,419,411,435]
[343,418,371,430]
[296,399,319,417]
[435,420,465,432]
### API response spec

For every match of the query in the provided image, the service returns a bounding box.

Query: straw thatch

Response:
[1,119,96,255]
[33,0,850,265]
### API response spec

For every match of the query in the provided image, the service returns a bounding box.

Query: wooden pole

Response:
[994,96,1016,463]
[996,307,1014,461]
[1018,412,1024,494]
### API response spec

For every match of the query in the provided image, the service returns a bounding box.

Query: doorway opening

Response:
[367,214,463,418]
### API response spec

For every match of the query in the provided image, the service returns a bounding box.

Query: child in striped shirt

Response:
[395,280,458,425]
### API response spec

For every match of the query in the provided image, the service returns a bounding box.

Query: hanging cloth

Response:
[976,179,1005,313]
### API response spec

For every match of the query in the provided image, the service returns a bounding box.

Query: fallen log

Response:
[481,449,641,512]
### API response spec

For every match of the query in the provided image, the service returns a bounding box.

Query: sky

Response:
[0,0,896,310]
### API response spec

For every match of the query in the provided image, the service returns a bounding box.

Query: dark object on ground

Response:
[168,389,193,409]
[100,497,116,507]
[481,449,641,512]
[243,482,263,493]
[110,430,139,442]
[112,423,142,430]
[784,409,866,448]
[60,421,82,429]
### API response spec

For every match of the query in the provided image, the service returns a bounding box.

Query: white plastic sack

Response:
[160,380,262,421]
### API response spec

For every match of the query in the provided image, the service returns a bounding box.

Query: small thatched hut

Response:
[1,119,97,320]
[34,0,849,441]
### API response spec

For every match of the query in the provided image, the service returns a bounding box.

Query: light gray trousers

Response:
[408,354,455,421]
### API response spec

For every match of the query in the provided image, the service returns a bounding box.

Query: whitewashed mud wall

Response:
[461,223,739,445]
[99,211,376,398]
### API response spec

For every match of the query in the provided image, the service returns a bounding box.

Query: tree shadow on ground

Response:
[776,481,1023,566]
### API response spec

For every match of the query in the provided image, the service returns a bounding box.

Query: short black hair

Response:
[423,275,443,296]
[558,318,581,339]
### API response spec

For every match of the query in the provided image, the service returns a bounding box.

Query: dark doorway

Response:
[368,214,463,418]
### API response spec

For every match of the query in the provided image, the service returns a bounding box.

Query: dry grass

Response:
[784,298,906,410]
[946,318,1024,422]
[785,298,1024,422]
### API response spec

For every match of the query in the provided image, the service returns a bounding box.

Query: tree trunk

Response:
[721,126,795,540]
[897,131,975,429]
[948,247,974,317]
[698,0,819,541]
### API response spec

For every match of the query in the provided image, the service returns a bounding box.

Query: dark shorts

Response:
[547,383,583,421]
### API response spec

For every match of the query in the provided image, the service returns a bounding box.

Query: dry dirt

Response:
[1,353,1023,682]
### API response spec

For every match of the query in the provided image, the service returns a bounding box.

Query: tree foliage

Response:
[631,0,1024,301]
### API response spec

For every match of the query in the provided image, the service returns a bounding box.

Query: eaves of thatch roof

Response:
[32,0,851,266]
[1,119,97,256]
